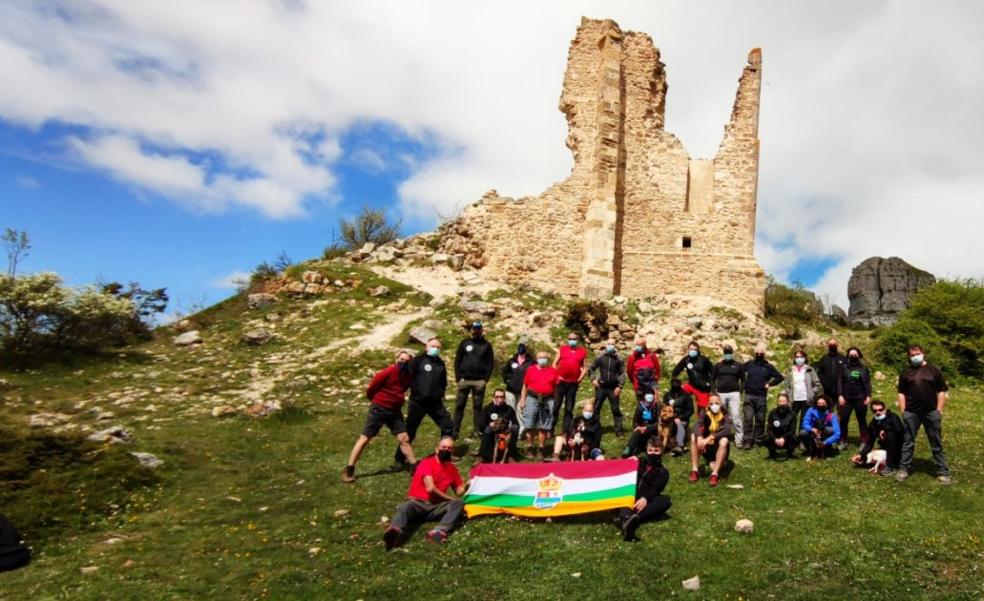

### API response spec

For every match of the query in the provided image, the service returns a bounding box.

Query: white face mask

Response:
[709,403,721,414]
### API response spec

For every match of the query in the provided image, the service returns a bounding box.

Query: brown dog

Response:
[658,404,676,452]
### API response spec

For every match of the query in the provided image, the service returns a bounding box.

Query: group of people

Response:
[341,323,954,547]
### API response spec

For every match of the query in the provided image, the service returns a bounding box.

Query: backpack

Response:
[0,513,31,572]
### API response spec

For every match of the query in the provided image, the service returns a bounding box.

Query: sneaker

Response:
[880,467,894,477]
[621,514,641,541]
[709,474,720,487]
[938,475,952,485]
[383,526,403,550]
[836,442,848,452]
[671,447,683,457]
[895,470,910,482]
[341,465,356,483]
[689,470,699,483]
[425,529,448,544]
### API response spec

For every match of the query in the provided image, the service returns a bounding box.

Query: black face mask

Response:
[849,356,860,364]
[828,346,838,354]
[755,353,765,361]
[437,450,453,462]
[398,362,409,372]
[646,452,662,464]
[777,405,789,413]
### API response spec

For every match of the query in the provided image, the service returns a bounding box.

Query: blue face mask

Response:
[795,357,805,366]
[723,353,734,362]
[634,345,643,353]
[874,413,886,421]
[606,345,616,354]
[644,393,654,403]
[910,354,924,366]
[582,411,593,420]
[568,339,578,347]
[688,349,698,358]
[537,358,549,367]
[427,347,440,357]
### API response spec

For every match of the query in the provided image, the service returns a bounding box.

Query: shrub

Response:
[765,277,825,339]
[338,207,400,249]
[101,282,168,338]
[872,317,957,380]
[564,300,609,340]
[904,279,984,377]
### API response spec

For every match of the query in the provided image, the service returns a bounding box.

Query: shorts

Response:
[362,404,407,437]
[524,394,555,431]
[702,439,730,462]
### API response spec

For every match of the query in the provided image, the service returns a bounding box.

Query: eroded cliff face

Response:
[439,17,766,315]
[848,257,936,326]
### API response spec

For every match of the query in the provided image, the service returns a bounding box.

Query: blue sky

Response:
[2,1,983,315]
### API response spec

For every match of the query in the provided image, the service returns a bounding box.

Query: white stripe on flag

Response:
[467,472,634,497]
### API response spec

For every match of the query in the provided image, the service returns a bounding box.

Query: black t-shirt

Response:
[897,363,948,414]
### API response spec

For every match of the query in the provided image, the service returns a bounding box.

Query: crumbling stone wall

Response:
[439,17,766,315]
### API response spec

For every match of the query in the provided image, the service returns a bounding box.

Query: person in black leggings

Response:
[616,437,671,541]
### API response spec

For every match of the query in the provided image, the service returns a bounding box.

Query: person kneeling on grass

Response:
[616,436,671,542]
[383,437,467,549]
[689,393,734,487]
[478,389,520,463]
[851,398,903,476]
[621,389,660,458]
[798,396,841,461]
[549,400,603,461]
[343,350,417,483]
[763,392,798,460]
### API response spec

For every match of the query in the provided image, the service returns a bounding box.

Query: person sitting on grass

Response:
[478,389,520,463]
[621,388,660,458]
[663,378,694,456]
[383,437,467,549]
[851,399,904,476]
[518,351,560,460]
[798,395,841,461]
[763,392,797,460]
[549,400,603,461]
[342,350,417,483]
[688,393,733,487]
[616,436,671,542]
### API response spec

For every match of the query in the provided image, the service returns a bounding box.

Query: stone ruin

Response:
[439,17,767,315]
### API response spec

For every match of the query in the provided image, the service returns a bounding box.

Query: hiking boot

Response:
[383,526,403,550]
[836,442,848,452]
[425,529,448,544]
[341,465,356,483]
[671,446,683,457]
[938,475,952,485]
[895,470,910,482]
[689,470,699,483]
[880,467,894,477]
[709,474,720,487]
[621,514,641,541]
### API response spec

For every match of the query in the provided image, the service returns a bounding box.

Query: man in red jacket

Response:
[626,337,661,402]
[342,350,417,482]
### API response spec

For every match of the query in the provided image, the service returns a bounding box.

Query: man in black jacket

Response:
[394,338,454,466]
[590,339,626,436]
[663,378,694,455]
[741,344,784,449]
[817,337,847,401]
[712,345,745,446]
[671,341,714,409]
[851,399,904,475]
[501,342,533,436]
[763,392,797,460]
[616,437,671,541]
[453,321,495,439]
[477,389,520,462]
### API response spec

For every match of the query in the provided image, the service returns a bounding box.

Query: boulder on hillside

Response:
[87,426,132,445]
[829,304,848,325]
[241,328,275,346]
[848,257,936,326]
[174,331,203,346]
[247,293,278,310]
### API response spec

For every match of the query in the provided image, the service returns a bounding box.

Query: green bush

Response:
[765,277,825,339]
[564,300,608,339]
[904,279,984,377]
[872,317,957,380]
[338,207,400,249]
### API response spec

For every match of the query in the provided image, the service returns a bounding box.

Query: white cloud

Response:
[210,269,251,290]
[14,174,39,189]
[1,1,983,297]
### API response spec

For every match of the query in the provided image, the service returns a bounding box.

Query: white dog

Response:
[867,449,888,474]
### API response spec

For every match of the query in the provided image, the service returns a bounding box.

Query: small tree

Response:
[102,282,169,338]
[338,207,400,249]
[3,228,30,277]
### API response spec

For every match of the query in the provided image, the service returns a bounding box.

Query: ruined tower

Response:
[440,17,767,315]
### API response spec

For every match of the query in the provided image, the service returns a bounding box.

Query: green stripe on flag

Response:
[464,483,635,508]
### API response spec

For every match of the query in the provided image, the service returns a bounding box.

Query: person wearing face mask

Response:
[836,347,872,452]
[501,342,534,437]
[478,389,520,463]
[688,393,734,487]
[626,337,661,403]
[519,351,561,460]
[672,341,714,410]
[615,437,671,542]
[798,396,841,461]
[554,332,589,433]
[763,393,798,460]
[621,388,662,458]
[852,399,904,475]
[784,348,822,434]
[712,344,746,446]
[453,321,495,440]
[817,337,847,403]
[896,345,951,484]
[589,338,626,437]
[393,338,454,468]
[663,378,694,456]
[383,437,468,549]
[549,400,603,461]
[741,343,784,450]
[343,350,417,483]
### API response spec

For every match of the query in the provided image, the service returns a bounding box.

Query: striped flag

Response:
[463,459,637,518]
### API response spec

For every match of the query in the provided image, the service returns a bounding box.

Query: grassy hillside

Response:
[1,263,983,600]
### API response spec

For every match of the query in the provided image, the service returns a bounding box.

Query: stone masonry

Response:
[439,17,767,315]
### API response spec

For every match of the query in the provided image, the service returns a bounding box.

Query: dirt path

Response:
[353,308,429,351]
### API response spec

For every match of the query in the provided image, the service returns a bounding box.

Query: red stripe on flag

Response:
[468,457,638,480]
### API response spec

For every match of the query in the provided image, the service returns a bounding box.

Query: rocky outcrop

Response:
[847,257,936,326]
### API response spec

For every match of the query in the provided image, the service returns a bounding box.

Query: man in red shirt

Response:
[342,350,417,483]
[554,332,588,432]
[626,337,661,402]
[383,437,467,548]
[519,350,560,459]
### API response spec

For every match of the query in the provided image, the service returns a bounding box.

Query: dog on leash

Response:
[658,405,676,452]
[867,449,888,474]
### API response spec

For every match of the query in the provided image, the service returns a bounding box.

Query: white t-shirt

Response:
[792,367,808,402]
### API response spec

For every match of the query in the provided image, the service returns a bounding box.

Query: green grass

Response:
[1,273,983,600]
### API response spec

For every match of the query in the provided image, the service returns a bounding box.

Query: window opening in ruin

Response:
[682,236,692,249]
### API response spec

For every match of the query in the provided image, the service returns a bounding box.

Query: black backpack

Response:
[0,513,31,572]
